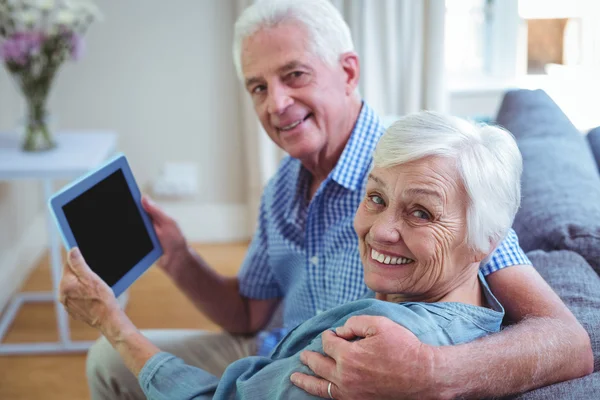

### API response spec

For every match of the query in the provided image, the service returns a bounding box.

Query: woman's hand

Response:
[60,247,161,378]
[59,247,123,333]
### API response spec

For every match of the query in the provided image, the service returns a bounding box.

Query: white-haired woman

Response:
[60,111,523,399]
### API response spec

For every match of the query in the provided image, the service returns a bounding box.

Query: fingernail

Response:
[299,352,306,364]
[290,373,298,383]
[70,248,81,261]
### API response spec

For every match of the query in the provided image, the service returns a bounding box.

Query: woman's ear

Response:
[339,51,360,95]
[472,240,499,264]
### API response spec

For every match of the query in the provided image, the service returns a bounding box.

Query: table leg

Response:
[43,179,71,345]
[0,180,97,354]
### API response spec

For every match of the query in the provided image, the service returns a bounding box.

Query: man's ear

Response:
[339,51,360,95]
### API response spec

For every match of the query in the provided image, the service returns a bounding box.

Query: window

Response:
[446,0,600,83]
[445,0,600,130]
[445,0,520,90]
[519,0,600,74]
[444,0,490,78]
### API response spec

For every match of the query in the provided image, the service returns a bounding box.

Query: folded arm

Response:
[292,265,593,399]
[438,264,593,398]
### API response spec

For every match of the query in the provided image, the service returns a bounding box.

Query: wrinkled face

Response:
[353,156,482,301]
[241,22,357,161]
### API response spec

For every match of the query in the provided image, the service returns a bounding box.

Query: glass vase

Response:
[20,100,56,152]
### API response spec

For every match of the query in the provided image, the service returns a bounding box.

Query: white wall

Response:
[449,91,505,120]
[51,0,246,208]
[0,72,48,308]
[0,1,251,308]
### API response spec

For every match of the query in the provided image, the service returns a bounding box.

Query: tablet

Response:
[49,153,163,297]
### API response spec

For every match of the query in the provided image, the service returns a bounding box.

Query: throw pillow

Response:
[507,250,600,399]
[496,89,600,274]
[587,127,600,171]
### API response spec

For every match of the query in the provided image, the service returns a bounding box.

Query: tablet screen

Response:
[62,169,154,287]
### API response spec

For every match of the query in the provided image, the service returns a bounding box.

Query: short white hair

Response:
[232,0,354,80]
[373,111,523,254]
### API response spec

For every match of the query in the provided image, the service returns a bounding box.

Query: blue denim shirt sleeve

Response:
[139,352,220,400]
[138,273,503,400]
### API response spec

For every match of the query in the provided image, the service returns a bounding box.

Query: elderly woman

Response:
[60,111,521,399]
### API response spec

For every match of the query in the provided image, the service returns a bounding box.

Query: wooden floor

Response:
[0,242,248,400]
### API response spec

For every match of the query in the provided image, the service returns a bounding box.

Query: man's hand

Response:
[290,316,442,400]
[59,247,124,333]
[141,195,189,278]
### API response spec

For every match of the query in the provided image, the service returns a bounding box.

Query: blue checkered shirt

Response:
[238,102,531,353]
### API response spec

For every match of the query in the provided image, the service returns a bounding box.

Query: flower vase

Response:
[21,100,56,152]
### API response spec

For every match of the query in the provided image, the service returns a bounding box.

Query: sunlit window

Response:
[445,0,600,81]
[519,0,596,75]
[444,0,491,78]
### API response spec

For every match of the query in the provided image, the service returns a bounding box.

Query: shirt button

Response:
[310,256,319,265]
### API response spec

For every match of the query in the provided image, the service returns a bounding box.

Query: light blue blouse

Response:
[139,272,504,399]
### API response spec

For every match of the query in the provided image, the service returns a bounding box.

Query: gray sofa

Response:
[494,89,600,398]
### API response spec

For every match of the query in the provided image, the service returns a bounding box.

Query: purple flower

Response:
[69,33,85,61]
[1,32,45,65]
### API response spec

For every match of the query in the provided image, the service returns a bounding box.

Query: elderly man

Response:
[85,0,593,399]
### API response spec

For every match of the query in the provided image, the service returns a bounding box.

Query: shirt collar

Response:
[330,101,384,191]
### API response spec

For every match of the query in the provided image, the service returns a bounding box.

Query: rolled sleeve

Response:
[237,194,282,300]
[139,352,219,400]
[481,228,532,276]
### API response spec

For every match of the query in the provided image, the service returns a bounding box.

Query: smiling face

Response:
[353,156,484,302]
[240,22,359,164]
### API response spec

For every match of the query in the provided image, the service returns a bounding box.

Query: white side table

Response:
[0,131,118,355]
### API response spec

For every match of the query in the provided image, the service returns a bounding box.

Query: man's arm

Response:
[142,196,281,335]
[438,264,593,397]
[167,247,281,334]
[292,265,593,399]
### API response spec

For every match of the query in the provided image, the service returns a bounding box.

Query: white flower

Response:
[19,10,37,24]
[56,10,75,26]
[39,0,55,11]
[11,9,40,29]
[63,0,102,20]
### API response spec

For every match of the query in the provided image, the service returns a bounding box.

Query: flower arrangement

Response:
[0,0,100,151]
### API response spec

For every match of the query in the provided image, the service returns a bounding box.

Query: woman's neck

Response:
[376,265,485,307]
[437,272,484,307]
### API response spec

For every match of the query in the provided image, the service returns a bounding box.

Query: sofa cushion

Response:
[526,250,600,372]
[496,89,600,273]
[511,372,600,399]
[587,127,600,170]
[507,250,600,399]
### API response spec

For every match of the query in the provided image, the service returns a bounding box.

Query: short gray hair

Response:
[373,111,523,254]
[232,0,354,80]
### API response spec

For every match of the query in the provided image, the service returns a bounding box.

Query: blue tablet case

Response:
[49,153,163,297]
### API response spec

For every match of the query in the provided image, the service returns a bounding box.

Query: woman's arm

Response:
[59,248,160,376]
[99,313,160,377]
[59,247,315,399]
[60,248,222,399]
